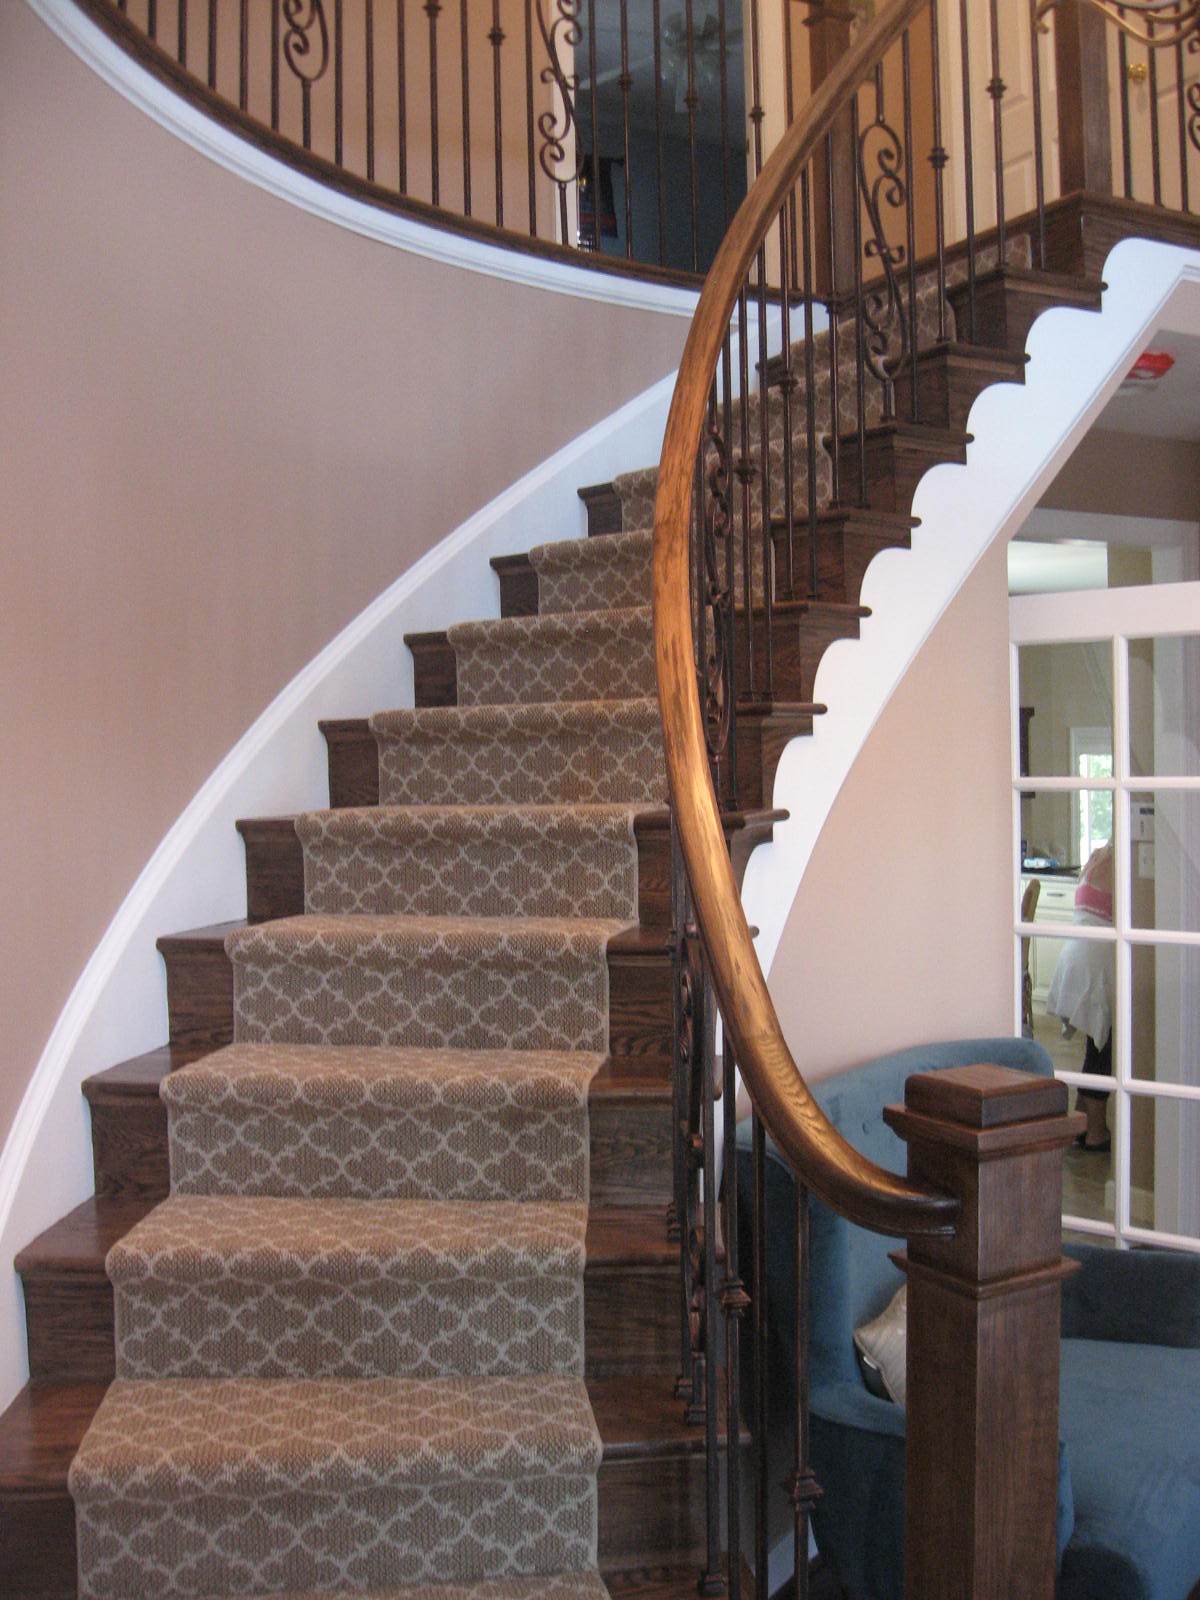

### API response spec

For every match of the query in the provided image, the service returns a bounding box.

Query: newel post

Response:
[1053,0,1114,196]
[884,1064,1083,1600]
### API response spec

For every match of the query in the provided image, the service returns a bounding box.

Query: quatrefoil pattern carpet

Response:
[68,520,677,1599]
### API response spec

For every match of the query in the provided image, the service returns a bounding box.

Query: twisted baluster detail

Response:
[701,423,734,770]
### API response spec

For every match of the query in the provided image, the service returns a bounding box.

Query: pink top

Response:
[1075,845,1114,922]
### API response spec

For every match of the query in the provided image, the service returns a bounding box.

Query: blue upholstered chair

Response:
[734,1037,1200,1600]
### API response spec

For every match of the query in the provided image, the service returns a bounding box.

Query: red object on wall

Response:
[1118,349,1175,393]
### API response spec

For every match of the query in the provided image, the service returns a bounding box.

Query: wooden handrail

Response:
[652,0,959,1239]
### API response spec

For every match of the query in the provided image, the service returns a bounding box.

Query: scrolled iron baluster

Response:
[1035,0,1200,48]
[1188,36,1200,152]
[282,0,330,83]
[701,418,734,779]
[855,71,910,413]
[535,0,586,246]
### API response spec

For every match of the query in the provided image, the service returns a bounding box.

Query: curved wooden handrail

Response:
[652,0,959,1239]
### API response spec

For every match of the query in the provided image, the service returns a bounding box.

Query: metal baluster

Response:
[668,823,693,1403]
[903,31,919,423]
[525,0,536,233]
[697,405,710,733]
[792,1182,817,1600]
[721,329,739,806]
[1149,20,1163,207]
[851,94,868,507]
[239,0,248,112]
[1118,7,1133,196]
[460,0,471,216]
[783,0,799,284]
[929,0,950,331]
[620,0,633,256]
[777,211,797,602]
[686,0,700,271]
[589,0,600,252]
[755,249,773,700]
[723,1032,747,1599]
[736,290,756,698]
[653,0,666,265]
[398,0,409,193]
[752,1111,769,1595]
[335,0,344,168]
[147,0,157,42]
[987,0,1007,262]
[719,0,732,233]
[427,0,441,207]
[179,0,188,70]
[957,0,977,338]
[208,0,217,92]
[491,0,504,226]
[1029,0,1047,266]
[700,969,723,1597]
[826,131,842,511]
[271,0,280,130]
[366,0,375,182]
[1176,39,1189,211]
[801,167,819,601]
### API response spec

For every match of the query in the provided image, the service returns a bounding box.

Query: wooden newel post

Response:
[1053,0,1114,196]
[884,1064,1084,1600]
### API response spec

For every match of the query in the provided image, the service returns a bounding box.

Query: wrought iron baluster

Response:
[736,290,757,698]
[1119,6,1134,194]
[282,0,330,151]
[427,0,441,206]
[180,0,188,70]
[903,31,919,423]
[929,0,950,330]
[1150,18,1164,204]
[752,1111,769,1593]
[851,93,868,508]
[1176,39,1190,208]
[686,0,700,271]
[208,0,218,91]
[536,0,585,249]
[525,0,536,233]
[147,0,157,43]
[825,130,843,511]
[272,0,280,130]
[755,249,774,700]
[702,390,735,788]
[398,0,409,193]
[335,0,344,168]
[365,0,375,183]
[719,0,733,233]
[987,0,1008,258]
[800,167,819,602]
[699,966,723,1598]
[461,0,472,216]
[855,63,910,419]
[720,330,739,808]
[722,1029,748,1600]
[620,0,634,256]
[958,0,978,339]
[239,0,248,112]
[588,0,600,250]
[491,0,505,226]
[653,0,666,265]
[792,1181,820,1600]
[777,212,797,603]
[1029,0,1048,264]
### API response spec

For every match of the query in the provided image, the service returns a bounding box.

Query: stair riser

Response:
[490,553,540,618]
[747,611,863,704]
[87,1087,671,1209]
[453,625,655,709]
[158,938,673,1083]
[946,273,1103,357]
[319,719,379,809]
[835,433,968,516]
[23,1263,674,1387]
[0,1490,77,1599]
[777,522,912,607]
[73,1475,599,1599]
[113,1275,585,1381]
[892,347,1026,432]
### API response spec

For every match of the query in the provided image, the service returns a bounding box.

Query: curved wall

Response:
[0,1,688,1157]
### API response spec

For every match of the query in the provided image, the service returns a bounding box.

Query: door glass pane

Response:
[1026,933,1116,1078]
[1129,792,1200,933]
[1020,791,1113,881]
[1130,944,1200,1085]
[1017,641,1113,779]
[1129,634,1200,777]
[1062,1098,1116,1226]
[1130,1096,1200,1241]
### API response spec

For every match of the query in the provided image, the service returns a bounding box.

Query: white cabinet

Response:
[1021,873,1078,1003]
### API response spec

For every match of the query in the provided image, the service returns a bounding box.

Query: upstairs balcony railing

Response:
[77,0,1200,286]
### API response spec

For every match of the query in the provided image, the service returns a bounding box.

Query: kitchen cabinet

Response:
[1021,872,1078,1003]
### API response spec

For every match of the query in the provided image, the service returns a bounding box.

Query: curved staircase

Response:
[0,230,1127,1598]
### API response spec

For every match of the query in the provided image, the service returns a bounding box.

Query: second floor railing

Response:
[78,0,1200,286]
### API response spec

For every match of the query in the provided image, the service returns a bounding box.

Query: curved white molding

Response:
[24,0,699,320]
[745,238,1200,997]
[0,366,680,1412]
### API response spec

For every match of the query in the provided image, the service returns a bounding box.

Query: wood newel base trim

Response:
[1053,0,1114,197]
[883,1063,1084,1600]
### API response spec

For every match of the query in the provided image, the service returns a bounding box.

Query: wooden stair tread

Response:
[586,1206,672,1268]
[602,1561,720,1597]
[155,920,245,953]
[0,1381,107,1492]
[590,1063,673,1102]
[82,1043,208,1100]
[14,1196,154,1276]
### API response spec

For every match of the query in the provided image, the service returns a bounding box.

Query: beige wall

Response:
[1040,429,1200,522]
[769,535,1015,1080]
[0,3,687,1154]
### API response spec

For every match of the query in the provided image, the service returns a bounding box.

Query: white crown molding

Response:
[24,0,700,319]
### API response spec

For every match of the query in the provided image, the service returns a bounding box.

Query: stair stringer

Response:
[744,237,1200,992]
[0,369,681,1417]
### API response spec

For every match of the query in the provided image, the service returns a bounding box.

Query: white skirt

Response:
[1046,910,1114,1049]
